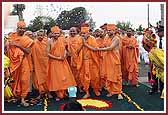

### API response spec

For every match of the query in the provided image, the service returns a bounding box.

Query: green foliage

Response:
[10,4,25,21]
[55,7,95,30]
[116,21,133,31]
[27,7,96,31]
[88,16,96,31]
[27,16,55,32]
[136,25,144,34]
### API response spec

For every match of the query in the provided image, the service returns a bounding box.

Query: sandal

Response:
[83,94,90,99]
[11,98,18,103]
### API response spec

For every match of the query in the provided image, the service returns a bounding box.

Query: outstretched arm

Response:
[84,42,98,51]
[99,37,119,51]
[82,37,97,51]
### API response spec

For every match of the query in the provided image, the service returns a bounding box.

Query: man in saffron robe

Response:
[24,30,34,93]
[114,29,125,78]
[67,27,83,92]
[47,26,76,100]
[78,26,100,98]
[24,31,34,40]
[121,28,139,86]
[31,30,48,98]
[95,29,106,90]
[99,24,123,99]
[7,21,34,106]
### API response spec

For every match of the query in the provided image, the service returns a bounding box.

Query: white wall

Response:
[4,15,19,35]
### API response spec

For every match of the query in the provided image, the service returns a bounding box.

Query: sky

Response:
[10,2,165,29]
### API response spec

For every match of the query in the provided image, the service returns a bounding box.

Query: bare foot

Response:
[30,99,37,104]
[118,94,123,100]
[95,91,101,96]
[83,93,90,98]
[21,101,29,107]
[48,93,53,99]
[36,95,41,100]
[11,98,18,103]
[21,98,30,107]
[106,93,113,97]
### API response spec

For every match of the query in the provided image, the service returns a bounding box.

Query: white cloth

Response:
[137,35,149,63]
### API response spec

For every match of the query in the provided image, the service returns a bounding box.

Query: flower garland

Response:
[122,92,144,111]
[77,98,112,110]
[43,94,48,111]
[60,98,112,110]
[142,30,157,53]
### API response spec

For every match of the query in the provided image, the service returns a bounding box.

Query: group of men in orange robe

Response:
[5,21,139,106]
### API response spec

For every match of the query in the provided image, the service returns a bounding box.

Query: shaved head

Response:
[69,27,77,37]
[24,31,33,39]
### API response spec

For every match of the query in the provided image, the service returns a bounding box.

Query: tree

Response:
[116,21,133,31]
[136,25,144,32]
[10,4,25,21]
[87,13,96,31]
[55,7,89,30]
[27,16,55,32]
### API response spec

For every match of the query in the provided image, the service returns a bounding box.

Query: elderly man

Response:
[7,21,34,106]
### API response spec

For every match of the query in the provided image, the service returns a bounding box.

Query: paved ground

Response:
[4,82,164,111]
[4,60,164,111]
[138,61,151,87]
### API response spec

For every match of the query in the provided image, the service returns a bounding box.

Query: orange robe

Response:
[67,35,83,87]
[116,34,123,59]
[102,36,122,94]
[7,32,33,98]
[96,37,105,89]
[122,36,139,85]
[47,37,76,98]
[78,36,100,94]
[116,34,125,79]
[31,38,48,93]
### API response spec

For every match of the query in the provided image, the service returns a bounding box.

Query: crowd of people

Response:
[4,20,164,108]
